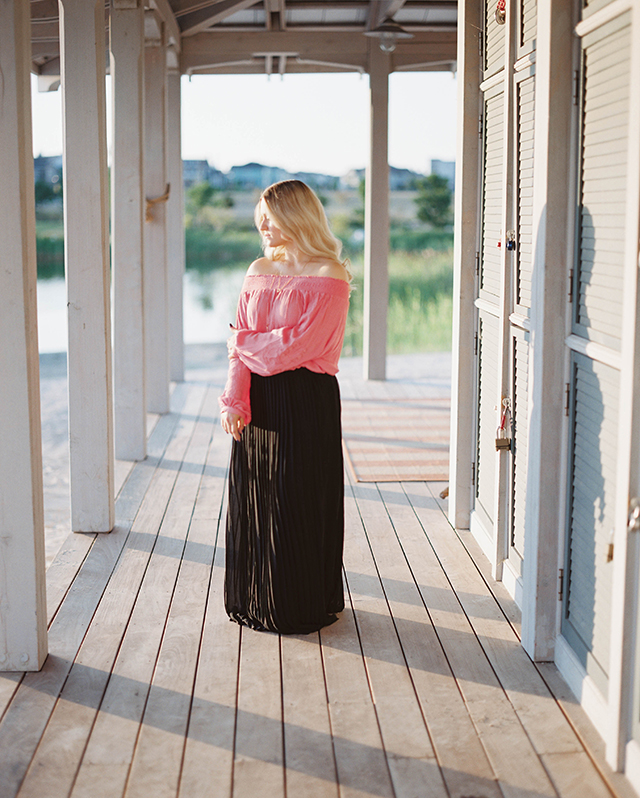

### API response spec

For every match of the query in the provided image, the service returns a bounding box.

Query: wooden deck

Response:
[0,364,635,798]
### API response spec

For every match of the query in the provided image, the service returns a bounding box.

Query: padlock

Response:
[495,397,512,451]
[506,230,517,251]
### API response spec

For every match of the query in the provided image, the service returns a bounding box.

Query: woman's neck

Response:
[279,247,314,274]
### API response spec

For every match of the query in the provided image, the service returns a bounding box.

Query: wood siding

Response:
[575,15,631,351]
[476,314,500,524]
[511,332,529,558]
[564,353,619,694]
[520,0,537,49]
[516,74,535,310]
[485,0,506,76]
[481,89,505,299]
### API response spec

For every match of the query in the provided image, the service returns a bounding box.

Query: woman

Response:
[219,179,351,634]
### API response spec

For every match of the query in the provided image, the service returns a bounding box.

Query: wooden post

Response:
[166,62,185,383]
[59,0,115,532]
[363,42,390,381]
[605,0,640,773]
[0,0,48,672]
[448,0,482,532]
[110,0,147,461]
[144,12,171,413]
[520,0,573,660]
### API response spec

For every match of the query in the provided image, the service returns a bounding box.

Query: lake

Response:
[36,267,246,353]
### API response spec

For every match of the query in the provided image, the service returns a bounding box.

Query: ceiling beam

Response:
[367,0,407,30]
[31,19,59,39]
[179,0,260,36]
[265,0,286,31]
[151,0,182,49]
[31,0,59,21]
[180,27,455,72]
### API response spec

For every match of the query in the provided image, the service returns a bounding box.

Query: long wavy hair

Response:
[255,180,350,277]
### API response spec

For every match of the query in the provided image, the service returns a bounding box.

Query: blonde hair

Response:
[255,180,350,277]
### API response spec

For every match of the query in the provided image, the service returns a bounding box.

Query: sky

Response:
[30,70,457,177]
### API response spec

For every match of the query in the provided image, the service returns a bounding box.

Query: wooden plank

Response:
[68,385,208,798]
[281,633,338,797]
[320,530,395,797]
[192,414,231,522]
[125,492,217,795]
[232,628,284,798]
[178,518,240,798]
[15,385,208,798]
[537,663,640,798]
[349,480,501,798]
[374,483,558,798]
[405,482,586,758]
[0,523,133,798]
[0,377,200,798]
[114,459,135,500]
[343,481,447,798]
[44,390,189,627]
[541,752,614,798]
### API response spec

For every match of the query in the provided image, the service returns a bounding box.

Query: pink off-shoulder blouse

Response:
[218,273,350,424]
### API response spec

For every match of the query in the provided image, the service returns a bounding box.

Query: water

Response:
[37,267,246,353]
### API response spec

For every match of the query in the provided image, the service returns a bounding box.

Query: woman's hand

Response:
[221,411,245,441]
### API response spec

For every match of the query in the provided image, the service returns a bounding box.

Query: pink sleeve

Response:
[228,291,348,376]
[218,294,252,425]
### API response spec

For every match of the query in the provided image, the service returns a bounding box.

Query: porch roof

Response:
[31,0,458,77]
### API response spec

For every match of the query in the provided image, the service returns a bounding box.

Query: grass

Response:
[343,249,453,356]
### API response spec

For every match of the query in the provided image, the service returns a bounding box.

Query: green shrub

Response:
[185,227,260,273]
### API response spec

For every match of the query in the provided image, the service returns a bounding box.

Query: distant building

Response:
[389,166,422,190]
[182,159,210,186]
[33,154,62,185]
[292,171,339,190]
[228,162,288,189]
[430,159,455,191]
[339,169,364,190]
[340,166,424,191]
[182,159,227,188]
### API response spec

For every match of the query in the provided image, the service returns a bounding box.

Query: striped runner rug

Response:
[341,395,450,482]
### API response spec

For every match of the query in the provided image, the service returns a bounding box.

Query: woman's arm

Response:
[228,292,348,377]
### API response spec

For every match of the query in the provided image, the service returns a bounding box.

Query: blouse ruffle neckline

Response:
[243,273,350,295]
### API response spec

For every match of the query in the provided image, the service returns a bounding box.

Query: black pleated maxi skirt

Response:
[225,367,345,634]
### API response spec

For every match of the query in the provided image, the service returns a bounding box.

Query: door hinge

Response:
[475,250,480,275]
[573,69,580,106]
[478,114,484,138]
[568,269,574,302]
[478,30,484,61]
[558,568,564,601]
[565,383,571,416]
[471,462,476,485]
[474,332,479,356]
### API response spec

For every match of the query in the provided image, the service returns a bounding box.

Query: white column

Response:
[363,42,390,381]
[59,0,115,532]
[111,0,147,461]
[520,0,573,660]
[0,0,48,672]
[606,1,640,773]
[166,64,185,383]
[448,0,483,532]
[144,12,170,413]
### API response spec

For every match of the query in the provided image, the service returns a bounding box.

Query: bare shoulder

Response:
[315,260,350,282]
[246,257,276,275]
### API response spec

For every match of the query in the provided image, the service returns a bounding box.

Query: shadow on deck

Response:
[1,351,635,798]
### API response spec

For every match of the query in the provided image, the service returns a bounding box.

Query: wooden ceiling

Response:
[31,0,457,79]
